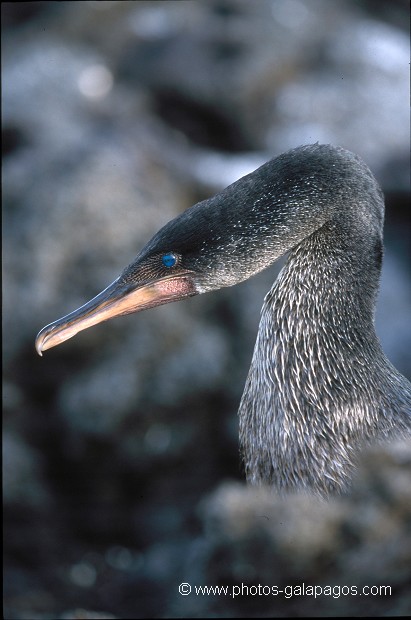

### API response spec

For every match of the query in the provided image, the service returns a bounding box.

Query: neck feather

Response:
[238,227,411,495]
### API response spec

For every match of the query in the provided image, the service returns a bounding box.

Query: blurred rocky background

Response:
[3,1,410,618]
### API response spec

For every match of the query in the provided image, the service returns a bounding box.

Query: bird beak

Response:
[35,272,197,356]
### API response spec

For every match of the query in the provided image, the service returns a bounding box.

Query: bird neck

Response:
[238,223,410,495]
[271,227,380,346]
[261,224,383,393]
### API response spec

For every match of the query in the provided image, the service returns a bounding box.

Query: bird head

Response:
[35,144,377,356]
[35,158,290,356]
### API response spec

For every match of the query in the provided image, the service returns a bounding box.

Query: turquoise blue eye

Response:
[162,253,177,268]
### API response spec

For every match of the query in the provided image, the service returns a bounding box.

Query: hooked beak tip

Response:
[35,328,49,356]
[35,339,44,357]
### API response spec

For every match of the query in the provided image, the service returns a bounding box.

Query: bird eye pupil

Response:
[162,253,177,268]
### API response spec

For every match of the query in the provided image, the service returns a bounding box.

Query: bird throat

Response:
[238,233,382,496]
